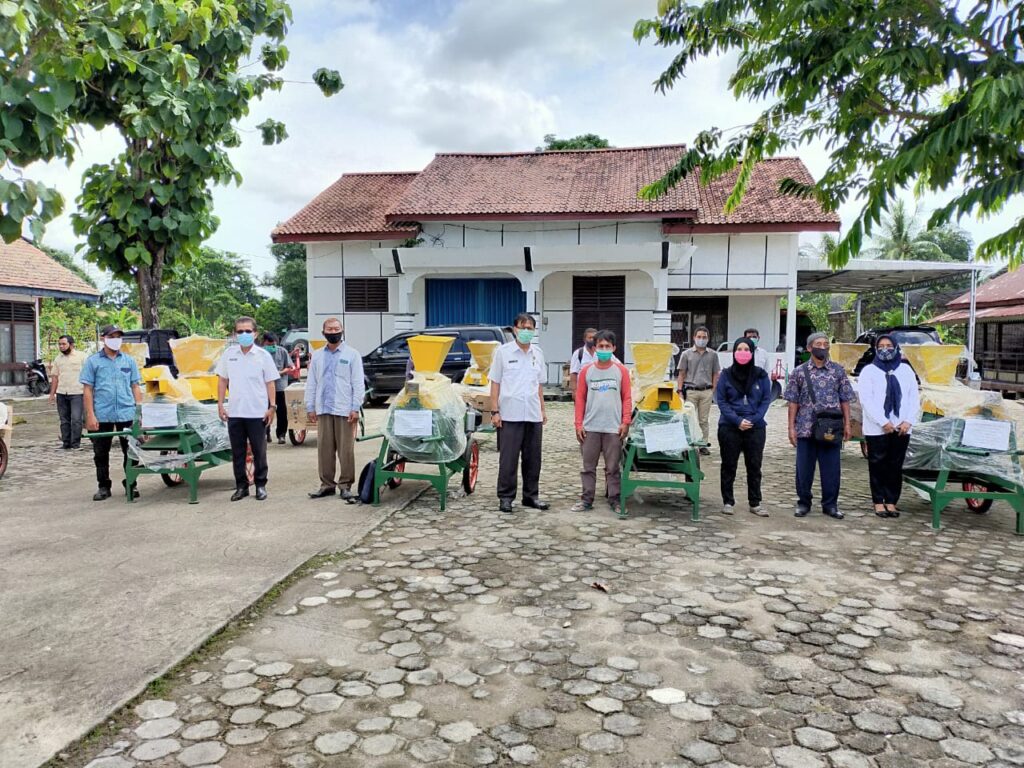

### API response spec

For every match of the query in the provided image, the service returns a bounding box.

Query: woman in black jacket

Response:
[715,338,772,517]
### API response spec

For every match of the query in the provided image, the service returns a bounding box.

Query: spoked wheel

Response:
[963,482,993,514]
[462,441,479,494]
[245,446,255,485]
[289,429,307,445]
[0,438,8,479]
[386,451,405,489]
[159,450,184,487]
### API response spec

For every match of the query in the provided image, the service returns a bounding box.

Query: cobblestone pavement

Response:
[73,402,1024,768]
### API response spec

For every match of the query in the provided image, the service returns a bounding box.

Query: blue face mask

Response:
[596,350,613,362]
[236,331,255,347]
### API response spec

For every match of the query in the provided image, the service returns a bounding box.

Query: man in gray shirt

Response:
[676,325,720,455]
[263,332,293,444]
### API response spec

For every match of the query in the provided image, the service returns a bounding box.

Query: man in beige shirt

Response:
[49,334,88,449]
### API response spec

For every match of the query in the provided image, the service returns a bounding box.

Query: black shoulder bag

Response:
[802,365,845,444]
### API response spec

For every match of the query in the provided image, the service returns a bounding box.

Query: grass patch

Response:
[44,549,350,767]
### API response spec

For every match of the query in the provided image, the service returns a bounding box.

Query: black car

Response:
[363,325,513,402]
[851,325,976,379]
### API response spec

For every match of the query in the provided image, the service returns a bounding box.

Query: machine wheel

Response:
[159,450,184,487]
[963,482,993,514]
[245,446,255,484]
[358,460,377,504]
[386,451,405,489]
[289,429,307,445]
[0,438,8,479]
[462,441,479,494]
[860,441,869,459]
[28,378,48,397]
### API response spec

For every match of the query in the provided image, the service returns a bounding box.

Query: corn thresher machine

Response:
[84,336,238,503]
[359,335,481,510]
[619,342,704,520]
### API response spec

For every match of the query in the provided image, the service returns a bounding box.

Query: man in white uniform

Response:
[490,313,548,513]
[568,327,598,395]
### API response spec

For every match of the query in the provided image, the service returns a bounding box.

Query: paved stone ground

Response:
[48,403,1024,767]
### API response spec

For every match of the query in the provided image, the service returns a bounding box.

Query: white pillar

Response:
[903,291,910,324]
[855,298,863,337]
[967,260,978,377]
[786,284,798,371]
[393,313,416,334]
[652,311,672,342]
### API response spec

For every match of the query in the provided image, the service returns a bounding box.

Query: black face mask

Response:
[585,340,595,349]
[324,332,343,344]
[811,347,829,361]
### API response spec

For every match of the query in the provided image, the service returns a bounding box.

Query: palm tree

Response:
[799,233,839,261]
[863,200,946,261]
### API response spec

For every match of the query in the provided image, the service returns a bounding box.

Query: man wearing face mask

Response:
[49,334,88,449]
[80,325,143,500]
[676,326,720,455]
[568,328,598,396]
[783,332,854,519]
[216,317,280,501]
[305,317,364,503]
[262,331,292,445]
[490,313,548,513]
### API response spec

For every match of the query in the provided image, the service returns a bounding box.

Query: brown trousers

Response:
[580,431,622,505]
[317,414,355,491]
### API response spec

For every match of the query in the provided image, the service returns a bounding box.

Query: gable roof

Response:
[271,172,420,242]
[0,238,100,301]
[272,145,840,242]
[930,267,1024,323]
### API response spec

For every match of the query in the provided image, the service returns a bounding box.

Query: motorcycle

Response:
[24,359,49,397]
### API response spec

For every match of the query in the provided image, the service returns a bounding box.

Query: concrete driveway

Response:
[0,400,415,768]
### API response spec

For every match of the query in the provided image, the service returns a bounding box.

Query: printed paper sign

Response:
[393,409,433,437]
[961,419,1012,452]
[643,422,689,454]
[141,403,178,429]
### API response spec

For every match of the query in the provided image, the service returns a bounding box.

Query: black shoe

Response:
[823,508,844,519]
[794,504,810,518]
[93,488,111,501]
[255,486,267,501]
[230,488,250,502]
[308,487,336,499]
[699,446,711,456]
[499,499,513,513]
[339,489,358,504]
[522,498,550,510]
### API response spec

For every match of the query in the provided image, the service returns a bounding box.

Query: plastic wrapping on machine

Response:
[169,336,227,375]
[903,416,1024,480]
[385,373,468,463]
[830,343,869,374]
[629,405,699,459]
[127,402,231,469]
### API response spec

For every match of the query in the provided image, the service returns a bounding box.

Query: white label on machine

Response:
[141,403,178,428]
[393,409,433,437]
[961,419,1011,451]
[643,422,688,453]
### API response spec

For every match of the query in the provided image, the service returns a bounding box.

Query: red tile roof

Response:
[272,146,839,241]
[0,239,100,300]
[271,172,420,242]
[945,267,1024,309]
[931,304,1024,323]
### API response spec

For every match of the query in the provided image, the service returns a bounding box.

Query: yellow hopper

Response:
[408,335,455,376]
[464,340,500,387]
[631,341,682,411]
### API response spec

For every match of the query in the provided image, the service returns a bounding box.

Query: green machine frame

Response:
[85,406,234,504]
[619,432,705,521]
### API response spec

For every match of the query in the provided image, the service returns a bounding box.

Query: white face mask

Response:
[105,337,123,351]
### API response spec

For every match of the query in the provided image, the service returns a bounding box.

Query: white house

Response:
[272,145,839,381]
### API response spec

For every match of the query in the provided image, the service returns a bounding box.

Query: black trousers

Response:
[497,421,542,502]
[93,420,133,490]
[228,417,268,489]
[718,424,766,506]
[274,391,288,439]
[57,393,84,448]
[865,432,910,505]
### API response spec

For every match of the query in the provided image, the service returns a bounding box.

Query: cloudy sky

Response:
[30,0,1018,287]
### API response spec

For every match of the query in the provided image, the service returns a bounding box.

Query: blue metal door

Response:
[426,278,525,327]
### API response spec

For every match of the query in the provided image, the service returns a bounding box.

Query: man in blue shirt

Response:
[81,324,143,501]
[305,318,364,502]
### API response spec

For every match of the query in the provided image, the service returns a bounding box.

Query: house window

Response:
[572,276,625,354]
[344,278,389,312]
[0,299,37,385]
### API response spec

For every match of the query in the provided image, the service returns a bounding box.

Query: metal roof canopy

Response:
[797,256,982,294]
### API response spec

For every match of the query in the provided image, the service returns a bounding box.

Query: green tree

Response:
[39,244,96,288]
[267,242,307,328]
[863,201,945,261]
[255,297,286,336]
[1,0,342,328]
[634,1,1024,268]
[39,299,100,359]
[537,133,612,151]
[159,248,263,334]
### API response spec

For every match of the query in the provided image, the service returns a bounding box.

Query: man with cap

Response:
[783,332,854,519]
[80,324,143,500]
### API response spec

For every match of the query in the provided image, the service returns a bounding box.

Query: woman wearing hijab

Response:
[715,338,772,517]
[858,334,920,517]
